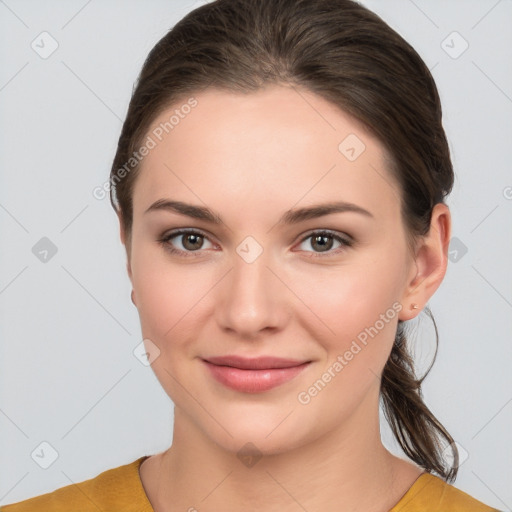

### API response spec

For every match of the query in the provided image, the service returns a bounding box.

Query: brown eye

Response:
[158,229,215,257]
[297,230,353,257]
[181,233,204,251]
[310,233,334,252]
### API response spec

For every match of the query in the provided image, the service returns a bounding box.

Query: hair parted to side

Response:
[110,0,458,481]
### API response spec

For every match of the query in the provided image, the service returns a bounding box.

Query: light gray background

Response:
[1,0,511,508]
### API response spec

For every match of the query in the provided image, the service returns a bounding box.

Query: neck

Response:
[145,390,422,512]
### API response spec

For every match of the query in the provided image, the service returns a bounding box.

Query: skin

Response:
[120,84,451,512]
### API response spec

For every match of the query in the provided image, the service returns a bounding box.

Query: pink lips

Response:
[202,355,311,393]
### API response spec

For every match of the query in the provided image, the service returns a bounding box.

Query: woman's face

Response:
[127,84,418,454]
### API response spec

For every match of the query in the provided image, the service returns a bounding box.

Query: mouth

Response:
[202,355,312,393]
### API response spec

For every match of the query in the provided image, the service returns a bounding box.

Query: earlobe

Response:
[399,203,451,321]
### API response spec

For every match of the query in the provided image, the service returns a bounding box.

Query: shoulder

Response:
[0,457,153,512]
[391,472,502,512]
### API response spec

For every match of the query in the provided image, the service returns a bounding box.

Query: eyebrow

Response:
[144,199,374,224]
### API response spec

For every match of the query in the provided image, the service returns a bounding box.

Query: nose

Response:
[215,249,289,339]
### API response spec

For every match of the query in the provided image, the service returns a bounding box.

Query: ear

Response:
[398,203,451,321]
[118,213,132,281]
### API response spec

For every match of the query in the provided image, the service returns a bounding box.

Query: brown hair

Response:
[110,0,458,481]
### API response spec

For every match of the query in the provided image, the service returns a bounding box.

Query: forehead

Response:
[133,85,401,224]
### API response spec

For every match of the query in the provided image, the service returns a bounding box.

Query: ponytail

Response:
[381,307,458,482]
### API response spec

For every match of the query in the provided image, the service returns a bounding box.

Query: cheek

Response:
[130,242,217,349]
[289,257,404,397]
[292,265,403,419]
[290,255,403,340]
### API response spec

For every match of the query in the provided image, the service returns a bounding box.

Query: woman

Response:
[1,0,501,510]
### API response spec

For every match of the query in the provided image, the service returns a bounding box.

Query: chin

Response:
[210,428,308,460]
[194,403,320,459]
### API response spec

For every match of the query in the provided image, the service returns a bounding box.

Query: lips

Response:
[202,355,311,393]
[204,355,309,370]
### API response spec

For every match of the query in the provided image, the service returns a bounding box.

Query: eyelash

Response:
[158,229,354,259]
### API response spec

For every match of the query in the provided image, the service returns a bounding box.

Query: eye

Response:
[158,229,216,257]
[296,230,353,257]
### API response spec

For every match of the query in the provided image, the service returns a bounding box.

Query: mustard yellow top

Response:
[1,456,501,511]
